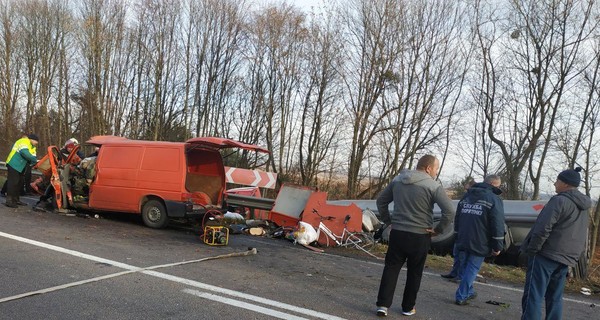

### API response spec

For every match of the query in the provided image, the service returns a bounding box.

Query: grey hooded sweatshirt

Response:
[376,169,455,235]
[522,188,591,266]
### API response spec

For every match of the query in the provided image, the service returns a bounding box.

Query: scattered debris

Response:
[476,274,487,283]
[581,287,592,296]
[249,227,265,236]
[301,243,324,253]
[486,300,509,308]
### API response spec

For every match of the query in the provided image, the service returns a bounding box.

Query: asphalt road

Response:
[1,196,598,319]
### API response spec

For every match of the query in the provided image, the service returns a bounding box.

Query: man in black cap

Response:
[3,134,39,207]
[520,167,591,320]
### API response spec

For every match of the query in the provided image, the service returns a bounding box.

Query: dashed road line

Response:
[183,289,309,320]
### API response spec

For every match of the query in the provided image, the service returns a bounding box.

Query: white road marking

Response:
[183,289,309,320]
[0,231,346,319]
[145,270,346,320]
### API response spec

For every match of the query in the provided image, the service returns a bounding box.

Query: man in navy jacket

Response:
[454,174,505,305]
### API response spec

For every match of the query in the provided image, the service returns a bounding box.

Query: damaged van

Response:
[45,135,269,228]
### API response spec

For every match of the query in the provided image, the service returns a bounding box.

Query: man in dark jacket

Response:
[375,154,455,317]
[521,167,590,320]
[454,175,504,305]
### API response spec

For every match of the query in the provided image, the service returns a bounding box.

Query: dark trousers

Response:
[6,164,23,204]
[23,165,32,193]
[377,229,431,312]
[2,166,31,196]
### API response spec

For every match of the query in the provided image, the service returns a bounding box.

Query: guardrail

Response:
[0,161,42,176]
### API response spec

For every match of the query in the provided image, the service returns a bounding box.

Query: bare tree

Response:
[74,0,130,140]
[376,0,470,197]
[0,0,22,154]
[131,0,184,141]
[185,0,247,140]
[339,0,404,198]
[297,7,345,187]
[470,0,593,199]
[244,4,307,178]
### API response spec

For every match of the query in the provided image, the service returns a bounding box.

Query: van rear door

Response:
[184,138,269,207]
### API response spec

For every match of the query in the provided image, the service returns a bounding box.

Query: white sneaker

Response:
[376,306,388,317]
[402,308,416,316]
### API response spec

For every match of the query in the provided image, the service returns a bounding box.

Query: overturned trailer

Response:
[328,199,592,278]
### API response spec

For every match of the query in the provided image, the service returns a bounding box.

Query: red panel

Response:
[301,192,363,246]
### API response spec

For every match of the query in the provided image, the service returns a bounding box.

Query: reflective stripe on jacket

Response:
[6,137,38,173]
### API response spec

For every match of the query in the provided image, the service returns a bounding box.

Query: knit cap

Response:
[27,134,39,142]
[558,167,582,187]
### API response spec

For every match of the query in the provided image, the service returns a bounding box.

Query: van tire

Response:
[430,217,455,256]
[142,200,168,229]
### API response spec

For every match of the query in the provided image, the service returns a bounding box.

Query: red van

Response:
[47,136,269,228]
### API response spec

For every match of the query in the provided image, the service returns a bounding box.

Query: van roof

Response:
[86,136,180,147]
[86,135,270,153]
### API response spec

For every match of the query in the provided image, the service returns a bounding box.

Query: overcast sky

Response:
[253,0,329,12]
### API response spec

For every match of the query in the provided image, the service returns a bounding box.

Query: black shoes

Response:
[455,300,468,306]
[441,273,461,282]
[4,202,17,208]
[456,293,477,306]
[16,201,27,206]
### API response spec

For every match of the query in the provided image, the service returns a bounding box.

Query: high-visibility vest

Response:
[6,137,32,163]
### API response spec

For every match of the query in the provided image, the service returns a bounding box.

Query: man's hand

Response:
[426,228,438,237]
[491,250,501,256]
[374,225,386,241]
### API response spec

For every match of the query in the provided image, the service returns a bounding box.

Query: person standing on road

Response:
[521,167,590,320]
[375,154,456,317]
[453,175,505,305]
[4,134,39,207]
[1,134,31,197]
[441,177,477,282]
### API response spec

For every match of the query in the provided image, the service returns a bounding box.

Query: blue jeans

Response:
[521,254,568,320]
[448,243,463,278]
[455,251,484,301]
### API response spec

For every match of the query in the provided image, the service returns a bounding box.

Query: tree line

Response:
[1,0,599,206]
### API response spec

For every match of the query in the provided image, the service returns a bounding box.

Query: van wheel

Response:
[142,200,168,229]
[430,218,455,256]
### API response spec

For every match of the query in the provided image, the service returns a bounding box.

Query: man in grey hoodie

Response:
[375,155,455,317]
[521,167,591,320]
